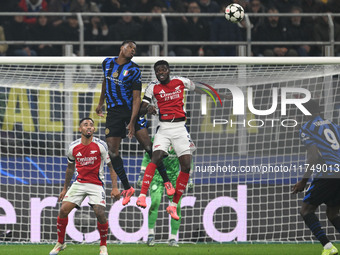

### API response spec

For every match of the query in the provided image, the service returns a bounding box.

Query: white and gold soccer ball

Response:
[225,3,245,23]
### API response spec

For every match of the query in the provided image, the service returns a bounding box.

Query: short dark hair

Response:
[121,40,136,47]
[154,60,169,70]
[303,100,320,115]
[79,117,94,126]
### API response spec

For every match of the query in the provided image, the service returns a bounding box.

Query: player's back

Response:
[300,115,340,170]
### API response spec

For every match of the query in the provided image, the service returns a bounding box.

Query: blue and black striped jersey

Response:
[300,115,340,174]
[102,57,142,110]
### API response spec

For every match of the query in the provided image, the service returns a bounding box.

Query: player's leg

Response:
[106,109,134,205]
[167,154,191,220]
[169,196,182,247]
[301,179,337,254]
[147,184,163,246]
[135,126,171,184]
[106,136,131,190]
[93,204,109,255]
[136,149,166,208]
[89,184,109,255]
[50,201,76,255]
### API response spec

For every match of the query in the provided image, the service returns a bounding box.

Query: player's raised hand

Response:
[58,189,67,202]
[126,122,135,139]
[147,105,157,115]
[96,104,105,117]
[291,180,307,194]
[111,188,120,200]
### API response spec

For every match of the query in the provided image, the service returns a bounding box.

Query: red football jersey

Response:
[67,137,110,186]
[143,76,195,121]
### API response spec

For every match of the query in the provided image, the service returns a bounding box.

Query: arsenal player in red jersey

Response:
[136,60,201,220]
[50,118,120,255]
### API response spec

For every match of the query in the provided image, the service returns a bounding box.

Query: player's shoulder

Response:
[92,137,108,150]
[69,138,81,148]
[124,60,140,74]
[102,57,114,65]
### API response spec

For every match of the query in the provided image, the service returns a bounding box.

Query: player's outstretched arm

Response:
[292,145,320,194]
[59,162,75,202]
[108,162,120,200]
[96,78,106,117]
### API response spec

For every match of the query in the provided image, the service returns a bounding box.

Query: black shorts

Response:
[303,178,340,207]
[105,106,147,138]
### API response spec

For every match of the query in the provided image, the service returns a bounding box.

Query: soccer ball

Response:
[225,3,245,23]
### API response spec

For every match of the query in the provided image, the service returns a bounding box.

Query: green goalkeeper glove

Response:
[137,169,145,188]
[187,178,194,192]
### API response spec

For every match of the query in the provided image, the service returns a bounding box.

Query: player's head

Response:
[79,117,95,138]
[303,99,321,117]
[154,60,170,84]
[119,40,136,60]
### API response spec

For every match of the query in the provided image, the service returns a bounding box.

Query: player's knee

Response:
[145,149,152,158]
[108,150,119,159]
[59,207,70,218]
[326,207,339,221]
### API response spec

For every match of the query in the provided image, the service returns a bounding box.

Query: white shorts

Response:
[63,182,106,207]
[153,121,196,157]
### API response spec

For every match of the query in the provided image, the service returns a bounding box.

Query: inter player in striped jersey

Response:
[96,40,174,206]
[292,100,340,255]
[136,60,202,220]
[50,118,120,255]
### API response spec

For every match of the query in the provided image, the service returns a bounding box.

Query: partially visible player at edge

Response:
[50,118,121,255]
[96,40,175,206]
[292,100,340,255]
[136,60,202,220]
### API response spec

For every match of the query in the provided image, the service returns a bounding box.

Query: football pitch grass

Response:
[0,243,330,255]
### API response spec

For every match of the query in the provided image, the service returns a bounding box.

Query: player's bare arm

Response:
[96,78,106,117]
[59,162,75,202]
[292,144,321,194]
[127,89,141,138]
[108,162,120,200]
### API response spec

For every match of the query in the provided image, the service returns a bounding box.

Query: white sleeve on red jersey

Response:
[94,138,111,164]
[66,139,80,163]
[142,80,157,104]
[173,76,195,91]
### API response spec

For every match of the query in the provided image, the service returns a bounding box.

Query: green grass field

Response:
[0,243,329,255]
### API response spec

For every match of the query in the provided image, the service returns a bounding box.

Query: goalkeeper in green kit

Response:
[137,138,193,247]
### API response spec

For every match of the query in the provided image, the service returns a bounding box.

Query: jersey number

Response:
[324,128,340,150]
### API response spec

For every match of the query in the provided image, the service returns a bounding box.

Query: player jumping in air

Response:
[96,40,174,206]
[292,100,340,255]
[136,60,202,220]
[50,118,120,255]
[137,137,194,246]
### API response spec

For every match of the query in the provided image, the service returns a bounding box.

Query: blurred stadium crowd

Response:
[0,0,339,57]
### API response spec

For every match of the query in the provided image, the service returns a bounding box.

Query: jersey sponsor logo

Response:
[77,156,98,166]
[76,152,82,157]
[90,150,97,154]
[158,89,182,101]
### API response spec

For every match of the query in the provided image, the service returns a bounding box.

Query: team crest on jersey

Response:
[112,71,119,78]
[105,128,110,135]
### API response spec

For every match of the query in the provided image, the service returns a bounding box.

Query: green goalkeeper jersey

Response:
[141,145,179,186]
